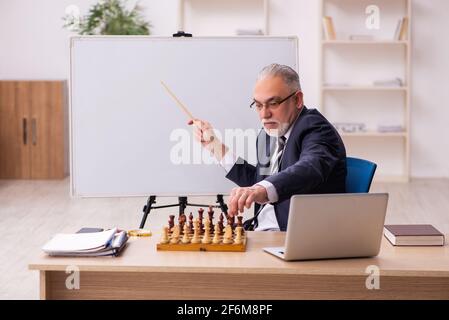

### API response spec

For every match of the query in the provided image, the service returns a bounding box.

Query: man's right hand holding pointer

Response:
[188,119,228,162]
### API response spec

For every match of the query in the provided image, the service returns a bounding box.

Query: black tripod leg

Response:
[179,196,188,216]
[216,194,228,215]
[139,196,156,229]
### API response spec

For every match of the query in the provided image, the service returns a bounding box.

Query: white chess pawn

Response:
[191,218,201,244]
[222,225,233,244]
[212,223,221,244]
[181,224,191,244]
[202,218,212,244]
[234,226,243,244]
[160,226,169,244]
[170,225,180,244]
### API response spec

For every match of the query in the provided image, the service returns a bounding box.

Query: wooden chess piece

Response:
[160,226,169,244]
[181,224,191,244]
[237,216,243,227]
[198,208,204,234]
[179,214,186,235]
[222,225,233,244]
[212,224,221,244]
[207,207,214,233]
[201,218,212,244]
[168,215,175,231]
[234,226,243,244]
[188,212,194,234]
[237,216,244,234]
[170,225,181,244]
[191,218,201,244]
[219,213,224,233]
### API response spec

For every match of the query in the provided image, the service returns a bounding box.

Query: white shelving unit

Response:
[177,0,269,35]
[320,0,411,182]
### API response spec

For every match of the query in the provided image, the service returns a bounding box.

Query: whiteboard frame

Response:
[69,36,299,198]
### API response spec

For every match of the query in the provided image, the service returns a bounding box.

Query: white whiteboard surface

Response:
[70,36,298,197]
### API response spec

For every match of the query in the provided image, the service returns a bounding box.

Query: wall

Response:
[0,0,447,177]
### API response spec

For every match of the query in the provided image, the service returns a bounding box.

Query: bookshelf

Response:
[177,0,269,36]
[320,0,411,182]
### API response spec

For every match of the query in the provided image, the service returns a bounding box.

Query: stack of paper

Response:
[42,228,128,257]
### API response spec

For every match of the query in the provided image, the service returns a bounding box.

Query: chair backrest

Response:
[346,157,377,193]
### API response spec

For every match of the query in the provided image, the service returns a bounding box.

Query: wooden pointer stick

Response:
[160,81,213,141]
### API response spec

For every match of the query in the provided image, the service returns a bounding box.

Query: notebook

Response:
[384,224,445,246]
[42,228,128,257]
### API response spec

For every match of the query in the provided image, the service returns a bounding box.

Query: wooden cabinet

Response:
[0,81,68,179]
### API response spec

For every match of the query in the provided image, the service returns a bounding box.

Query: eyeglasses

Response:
[250,91,298,111]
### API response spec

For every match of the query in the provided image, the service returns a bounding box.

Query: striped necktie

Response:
[269,135,286,174]
[247,135,286,231]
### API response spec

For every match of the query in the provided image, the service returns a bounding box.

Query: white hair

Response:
[257,63,301,92]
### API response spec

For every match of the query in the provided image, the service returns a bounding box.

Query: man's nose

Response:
[259,107,272,119]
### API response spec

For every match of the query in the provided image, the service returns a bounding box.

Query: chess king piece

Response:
[201,218,212,244]
[170,225,181,244]
[191,218,201,244]
[234,226,243,245]
[198,208,205,234]
[212,223,221,244]
[222,225,233,244]
[207,206,214,233]
[160,226,169,244]
[181,224,191,244]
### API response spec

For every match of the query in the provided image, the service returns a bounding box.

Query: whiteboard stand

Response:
[139,195,228,229]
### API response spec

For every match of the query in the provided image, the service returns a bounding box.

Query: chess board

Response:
[156,236,247,252]
[156,208,247,252]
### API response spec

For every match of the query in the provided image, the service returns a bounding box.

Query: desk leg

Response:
[40,271,50,300]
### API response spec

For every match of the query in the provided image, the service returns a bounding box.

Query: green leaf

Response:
[63,0,151,35]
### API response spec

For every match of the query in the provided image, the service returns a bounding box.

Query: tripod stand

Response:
[139,194,228,229]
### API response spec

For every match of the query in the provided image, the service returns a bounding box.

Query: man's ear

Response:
[295,91,304,108]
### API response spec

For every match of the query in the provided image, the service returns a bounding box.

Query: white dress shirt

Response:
[219,126,294,231]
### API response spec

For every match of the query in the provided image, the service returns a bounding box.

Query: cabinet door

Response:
[29,81,66,179]
[0,81,31,178]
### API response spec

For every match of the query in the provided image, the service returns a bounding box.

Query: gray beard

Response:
[262,122,290,137]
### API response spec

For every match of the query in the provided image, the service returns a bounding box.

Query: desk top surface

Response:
[29,231,449,277]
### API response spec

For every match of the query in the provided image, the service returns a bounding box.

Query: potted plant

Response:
[63,0,151,35]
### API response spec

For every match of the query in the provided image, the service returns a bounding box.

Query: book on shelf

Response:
[394,17,409,41]
[42,227,129,257]
[332,122,366,133]
[322,16,336,40]
[377,125,404,133]
[393,19,402,40]
[384,224,445,246]
[236,28,264,36]
[373,77,403,87]
[349,34,374,41]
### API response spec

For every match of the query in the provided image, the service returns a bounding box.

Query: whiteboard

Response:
[70,36,298,197]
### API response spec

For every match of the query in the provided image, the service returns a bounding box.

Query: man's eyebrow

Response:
[253,96,281,103]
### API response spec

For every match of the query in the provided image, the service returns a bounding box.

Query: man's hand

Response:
[228,185,269,217]
[188,119,228,161]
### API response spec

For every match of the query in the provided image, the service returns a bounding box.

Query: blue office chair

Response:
[346,157,377,193]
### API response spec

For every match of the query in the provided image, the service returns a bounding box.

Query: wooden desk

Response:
[29,232,449,300]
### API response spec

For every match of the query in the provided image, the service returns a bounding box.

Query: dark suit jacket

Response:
[225,106,347,231]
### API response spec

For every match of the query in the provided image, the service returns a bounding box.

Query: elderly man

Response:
[189,63,346,231]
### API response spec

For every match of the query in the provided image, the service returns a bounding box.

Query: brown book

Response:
[398,17,409,41]
[322,16,336,40]
[384,224,445,246]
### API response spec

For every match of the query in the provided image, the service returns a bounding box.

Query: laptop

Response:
[263,193,389,261]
